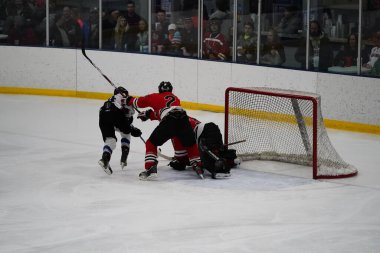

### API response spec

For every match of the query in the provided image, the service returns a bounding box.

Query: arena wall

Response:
[1,46,379,134]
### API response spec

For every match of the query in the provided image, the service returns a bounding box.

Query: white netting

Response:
[226,87,357,179]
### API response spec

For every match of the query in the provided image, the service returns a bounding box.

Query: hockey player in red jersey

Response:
[98,86,142,175]
[127,81,204,180]
[169,116,239,179]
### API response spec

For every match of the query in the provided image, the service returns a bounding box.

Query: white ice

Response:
[0,94,379,253]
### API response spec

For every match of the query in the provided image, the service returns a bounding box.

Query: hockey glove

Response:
[137,109,152,122]
[126,96,133,105]
[130,126,142,137]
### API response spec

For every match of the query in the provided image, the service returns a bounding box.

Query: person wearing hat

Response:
[162,23,179,53]
[164,24,183,56]
[202,19,229,61]
[363,31,380,76]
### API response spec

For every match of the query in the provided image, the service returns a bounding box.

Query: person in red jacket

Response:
[127,81,203,180]
[202,19,229,61]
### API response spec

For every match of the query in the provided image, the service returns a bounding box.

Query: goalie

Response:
[169,117,240,179]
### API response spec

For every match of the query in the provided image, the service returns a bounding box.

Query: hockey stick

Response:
[137,134,173,161]
[224,139,246,147]
[81,44,117,89]
[81,46,171,160]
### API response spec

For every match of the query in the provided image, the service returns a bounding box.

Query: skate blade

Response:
[120,162,127,170]
[213,173,231,179]
[139,174,158,181]
[98,160,112,175]
[198,173,205,180]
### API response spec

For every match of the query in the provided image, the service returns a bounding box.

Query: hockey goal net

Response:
[224,87,358,179]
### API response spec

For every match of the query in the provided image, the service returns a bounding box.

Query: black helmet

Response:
[114,86,128,97]
[158,81,173,93]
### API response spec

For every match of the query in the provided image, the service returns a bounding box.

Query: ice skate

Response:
[139,165,158,180]
[120,146,129,169]
[169,159,186,171]
[212,171,231,179]
[98,152,112,175]
[192,165,205,179]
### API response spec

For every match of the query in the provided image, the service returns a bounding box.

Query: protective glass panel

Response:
[361,1,380,77]
[236,0,258,64]
[261,1,304,69]
[151,0,199,58]
[102,0,147,52]
[1,0,46,46]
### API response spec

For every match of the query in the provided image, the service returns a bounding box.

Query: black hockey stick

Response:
[81,44,117,89]
[81,45,167,159]
[224,139,246,147]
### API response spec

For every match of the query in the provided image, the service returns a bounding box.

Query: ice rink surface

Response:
[0,94,379,253]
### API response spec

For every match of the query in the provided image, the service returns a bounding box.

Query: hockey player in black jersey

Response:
[169,117,240,179]
[98,87,142,175]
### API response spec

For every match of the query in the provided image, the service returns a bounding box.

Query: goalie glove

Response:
[130,126,142,137]
[137,109,152,122]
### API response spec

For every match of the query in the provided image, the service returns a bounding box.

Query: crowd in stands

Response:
[0,0,379,76]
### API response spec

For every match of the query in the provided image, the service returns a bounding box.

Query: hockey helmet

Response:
[114,86,128,97]
[158,81,173,93]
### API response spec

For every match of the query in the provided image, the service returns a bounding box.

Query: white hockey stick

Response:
[138,135,173,160]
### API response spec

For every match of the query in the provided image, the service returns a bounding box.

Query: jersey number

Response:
[159,95,177,116]
[164,95,176,107]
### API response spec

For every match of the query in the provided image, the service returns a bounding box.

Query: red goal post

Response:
[224,87,358,179]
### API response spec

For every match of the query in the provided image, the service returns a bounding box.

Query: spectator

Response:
[202,19,229,61]
[260,28,286,66]
[50,6,82,47]
[209,0,231,39]
[180,17,197,57]
[135,19,148,52]
[275,5,301,34]
[120,0,141,52]
[83,7,99,49]
[72,7,83,29]
[154,9,170,35]
[113,15,129,51]
[7,15,39,46]
[3,0,34,34]
[295,20,333,71]
[209,0,231,20]
[151,30,164,54]
[166,30,183,56]
[102,10,120,49]
[321,8,333,36]
[236,21,257,64]
[363,31,380,76]
[162,23,182,55]
[334,33,358,67]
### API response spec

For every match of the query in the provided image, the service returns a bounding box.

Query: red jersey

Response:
[203,32,229,60]
[188,116,201,129]
[129,92,182,120]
